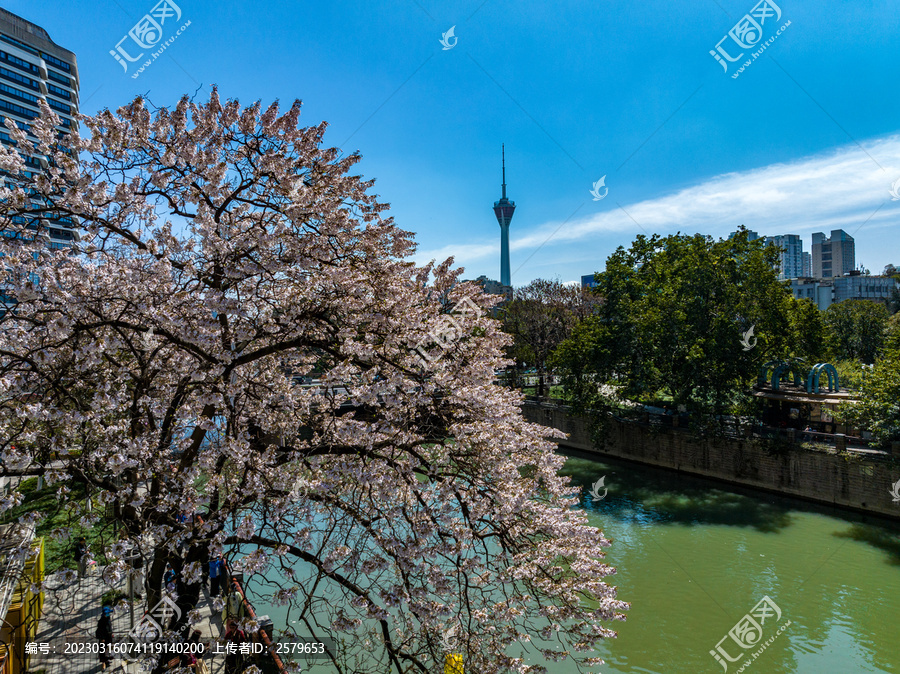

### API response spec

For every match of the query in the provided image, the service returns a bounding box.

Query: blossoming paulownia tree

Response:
[0,91,627,673]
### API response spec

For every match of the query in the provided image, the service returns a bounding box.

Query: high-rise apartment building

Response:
[0,8,79,250]
[765,234,805,280]
[802,251,811,277]
[811,229,854,279]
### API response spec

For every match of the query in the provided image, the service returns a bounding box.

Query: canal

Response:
[248,448,900,673]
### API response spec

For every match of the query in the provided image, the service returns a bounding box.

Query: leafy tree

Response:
[0,94,627,673]
[878,265,900,314]
[886,312,900,353]
[553,230,794,419]
[839,349,900,448]
[786,297,829,363]
[829,360,867,392]
[551,316,616,407]
[888,288,900,315]
[823,300,889,364]
[839,303,900,446]
[501,279,596,398]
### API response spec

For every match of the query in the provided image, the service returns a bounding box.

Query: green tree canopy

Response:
[886,312,900,353]
[839,345,900,448]
[786,296,829,363]
[883,266,900,315]
[554,230,794,417]
[823,299,889,364]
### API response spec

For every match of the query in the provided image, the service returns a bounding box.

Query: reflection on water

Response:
[561,449,900,674]
[249,448,900,673]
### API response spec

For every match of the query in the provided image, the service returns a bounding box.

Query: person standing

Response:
[164,564,178,594]
[96,606,114,670]
[222,619,247,674]
[74,537,88,579]
[209,555,224,597]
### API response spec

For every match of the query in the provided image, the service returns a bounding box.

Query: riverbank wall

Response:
[522,400,900,520]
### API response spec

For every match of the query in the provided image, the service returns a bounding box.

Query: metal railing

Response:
[522,397,877,452]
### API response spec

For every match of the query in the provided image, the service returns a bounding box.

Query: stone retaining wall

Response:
[522,401,900,520]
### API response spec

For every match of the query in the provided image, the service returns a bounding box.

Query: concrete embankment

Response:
[522,400,900,520]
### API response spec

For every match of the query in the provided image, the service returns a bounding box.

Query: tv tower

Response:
[493,144,516,288]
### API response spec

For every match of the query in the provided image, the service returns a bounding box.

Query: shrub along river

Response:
[248,449,900,673]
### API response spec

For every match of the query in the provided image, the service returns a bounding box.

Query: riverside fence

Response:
[522,398,900,519]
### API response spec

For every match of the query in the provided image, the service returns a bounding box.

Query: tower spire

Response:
[501,143,506,199]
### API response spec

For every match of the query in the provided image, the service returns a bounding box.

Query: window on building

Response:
[46,98,71,115]
[46,83,70,100]
[46,69,70,87]
[0,66,38,90]
[0,81,40,104]
[0,99,37,119]
[0,50,40,75]
[41,52,71,72]
[0,34,39,56]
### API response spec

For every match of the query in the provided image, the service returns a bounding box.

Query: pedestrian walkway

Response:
[28,566,227,673]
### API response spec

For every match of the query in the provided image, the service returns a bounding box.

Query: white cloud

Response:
[415,134,900,274]
[411,241,496,265]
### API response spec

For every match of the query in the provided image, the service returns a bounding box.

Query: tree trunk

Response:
[146,551,167,622]
[172,543,205,636]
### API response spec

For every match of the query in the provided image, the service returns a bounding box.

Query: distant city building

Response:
[462,275,509,316]
[811,229,855,279]
[790,278,834,311]
[729,229,761,241]
[0,8,79,250]
[790,274,898,310]
[472,275,507,296]
[833,273,899,304]
[765,234,805,280]
[802,251,811,277]
[581,274,598,289]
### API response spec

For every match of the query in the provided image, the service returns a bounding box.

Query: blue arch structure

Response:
[759,360,840,393]
[807,363,839,393]
[758,361,782,388]
[772,361,805,391]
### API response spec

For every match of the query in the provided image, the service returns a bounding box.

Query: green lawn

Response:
[2,477,112,574]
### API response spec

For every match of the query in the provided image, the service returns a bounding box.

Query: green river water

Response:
[249,449,900,674]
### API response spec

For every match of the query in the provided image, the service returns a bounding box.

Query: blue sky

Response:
[9,0,900,284]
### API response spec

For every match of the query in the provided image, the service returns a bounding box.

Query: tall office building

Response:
[493,145,516,288]
[811,230,854,279]
[0,8,79,250]
[802,251,811,278]
[765,234,805,280]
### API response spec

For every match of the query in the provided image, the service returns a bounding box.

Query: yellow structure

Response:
[445,653,464,674]
[0,526,44,674]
